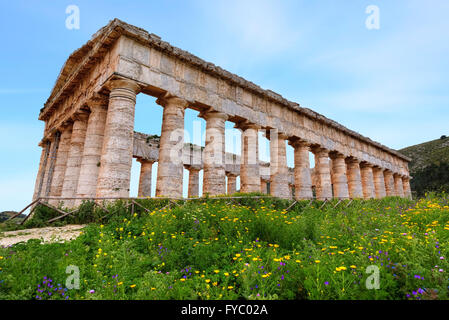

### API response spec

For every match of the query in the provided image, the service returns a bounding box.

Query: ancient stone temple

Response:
[32,19,412,207]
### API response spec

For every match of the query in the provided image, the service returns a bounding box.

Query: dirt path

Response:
[0,225,85,247]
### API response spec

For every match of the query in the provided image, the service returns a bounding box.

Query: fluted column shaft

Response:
[43,132,60,197]
[346,159,364,199]
[96,79,140,198]
[138,160,154,197]
[32,140,51,201]
[330,154,349,199]
[291,141,313,200]
[384,170,395,196]
[49,125,73,204]
[155,94,188,198]
[61,113,89,207]
[373,167,387,199]
[202,111,227,196]
[360,163,376,199]
[76,98,108,203]
[402,177,412,199]
[394,174,404,197]
[260,179,268,194]
[269,131,290,199]
[187,167,201,198]
[227,173,237,195]
[240,124,260,193]
[312,147,332,200]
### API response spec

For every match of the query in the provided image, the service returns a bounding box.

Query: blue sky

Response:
[0,0,448,212]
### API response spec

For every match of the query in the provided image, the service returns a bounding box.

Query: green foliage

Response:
[400,136,449,197]
[1,195,449,300]
[411,163,449,197]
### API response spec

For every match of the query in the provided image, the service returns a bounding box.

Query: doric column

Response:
[290,140,313,200]
[138,159,154,197]
[372,166,387,199]
[75,96,108,204]
[61,112,89,207]
[155,93,188,198]
[346,158,364,199]
[260,179,268,194]
[187,166,201,198]
[394,173,405,197]
[96,79,140,198]
[360,162,376,199]
[202,110,228,196]
[330,152,349,199]
[43,132,61,197]
[402,176,412,199]
[383,170,395,196]
[238,123,260,193]
[269,130,290,199]
[32,140,51,201]
[312,147,333,200]
[226,173,237,195]
[49,124,73,204]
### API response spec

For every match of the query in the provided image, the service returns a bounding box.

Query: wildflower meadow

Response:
[0,193,448,300]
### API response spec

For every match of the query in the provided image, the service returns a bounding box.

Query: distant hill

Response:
[0,211,23,222]
[399,135,449,197]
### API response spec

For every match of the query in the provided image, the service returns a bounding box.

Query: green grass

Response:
[1,194,449,300]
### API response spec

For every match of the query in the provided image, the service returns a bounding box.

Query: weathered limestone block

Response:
[346,158,364,199]
[291,140,313,200]
[226,173,237,195]
[61,113,89,207]
[76,97,108,204]
[270,131,290,199]
[394,173,405,197]
[360,163,376,199]
[138,159,154,197]
[239,123,260,193]
[312,147,333,200]
[49,124,73,204]
[384,170,395,196]
[373,166,387,199]
[155,94,188,198]
[402,176,412,199]
[186,166,200,198]
[202,111,227,196]
[96,79,140,198]
[330,152,349,199]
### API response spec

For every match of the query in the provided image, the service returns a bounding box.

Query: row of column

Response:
[35,77,412,208]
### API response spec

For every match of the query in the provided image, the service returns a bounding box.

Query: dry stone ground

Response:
[0,225,85,247]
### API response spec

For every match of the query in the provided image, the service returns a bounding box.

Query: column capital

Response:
[345,156,361,165]
[72,110,90,122]
[107,78,141,93]
[184,164,201,172]
[289,139,310,149]
[234,120,260,131]
[137,158,155,165]
[156,92,189,109]
[328,151,346,160]
[87,93,109,112]
[311,146,329,156]
[226,171,238,178]
[360,161,374,168]
[199,109,228,121]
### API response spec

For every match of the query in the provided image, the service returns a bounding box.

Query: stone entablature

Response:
[33,19,412,205]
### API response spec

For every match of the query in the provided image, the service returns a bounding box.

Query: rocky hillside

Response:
[399,135,449,196]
